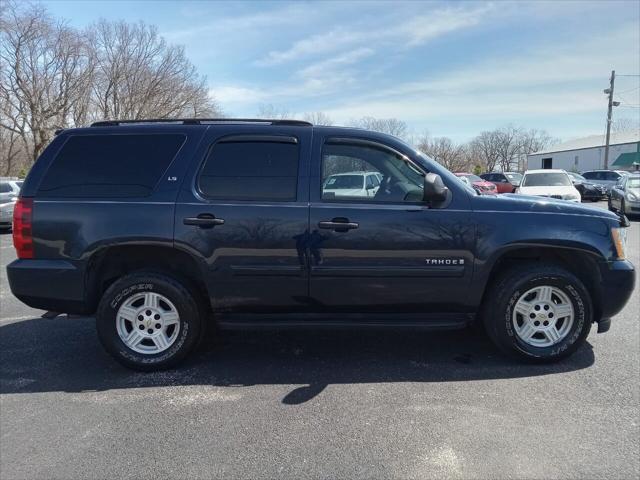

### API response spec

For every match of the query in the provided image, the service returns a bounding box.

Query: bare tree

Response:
[302,111,333,125]
[468,130,501,172]
[350,116,408,138]
[256,104,292,120]
[89,20,220,120]
[0,2,94,161]
[467,126,557,173]
[416,134,468,171]
[612,117,640,133]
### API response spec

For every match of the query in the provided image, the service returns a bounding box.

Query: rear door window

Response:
[198,137,299,201]
[38,134,185,198]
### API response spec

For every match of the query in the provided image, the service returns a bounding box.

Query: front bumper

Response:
[624,199,640,215]
[6,259,90,314]
[597,260,635,321]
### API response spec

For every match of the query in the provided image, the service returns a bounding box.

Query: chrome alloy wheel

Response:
[512,285,575,347]
[116,292,180,354]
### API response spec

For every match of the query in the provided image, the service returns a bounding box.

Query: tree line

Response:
[258,105,559,174]
[1,2,220,176]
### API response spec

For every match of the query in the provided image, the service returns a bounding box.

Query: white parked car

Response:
[0,178,23,230]
[516,169,581,202]
[322,171,382,198]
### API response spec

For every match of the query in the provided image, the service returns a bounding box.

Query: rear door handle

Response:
[318,219,359,231]
[183,214,225,228]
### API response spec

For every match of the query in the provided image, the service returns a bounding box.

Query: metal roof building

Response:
[527,131,640,172]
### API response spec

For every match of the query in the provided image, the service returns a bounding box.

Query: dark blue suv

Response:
[7,119,635,370]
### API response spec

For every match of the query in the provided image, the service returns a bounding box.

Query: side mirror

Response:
[423,173,449,203]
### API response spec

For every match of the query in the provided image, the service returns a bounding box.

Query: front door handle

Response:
[318,218,359,232]
[183,214,225,228]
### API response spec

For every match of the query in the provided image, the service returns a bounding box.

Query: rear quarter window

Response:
[37,134,186,198]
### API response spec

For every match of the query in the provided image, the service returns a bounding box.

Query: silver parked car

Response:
[581,170,629,195]
[0,178,23,230]
[609,172,640,216]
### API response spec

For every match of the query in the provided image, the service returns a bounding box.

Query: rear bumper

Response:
[597,260,635,322]
[6,259,90,314]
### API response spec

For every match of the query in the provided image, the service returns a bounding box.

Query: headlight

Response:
[611,227,627,260]
[627,192,638,201]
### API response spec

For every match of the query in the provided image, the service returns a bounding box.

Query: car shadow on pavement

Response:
[0,315,595,404]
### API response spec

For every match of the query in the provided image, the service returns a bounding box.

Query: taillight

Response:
[13,198,34,259]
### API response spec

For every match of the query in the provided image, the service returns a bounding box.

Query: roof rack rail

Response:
[90,118,313,127]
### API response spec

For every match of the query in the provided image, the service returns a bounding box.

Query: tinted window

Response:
[0,182,11,193]
[605,171,620,181]
[198,139,299,201]
[322,142,423,203]
[15,181,23,189]
[38,134,185,198]
[582,171,597,180]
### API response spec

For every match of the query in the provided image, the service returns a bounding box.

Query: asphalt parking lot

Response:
[0,201,638,480]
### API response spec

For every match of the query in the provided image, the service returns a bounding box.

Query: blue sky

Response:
[42,0,640,142]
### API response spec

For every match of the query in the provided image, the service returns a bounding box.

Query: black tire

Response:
[96,271,204,371]
[483,264,592,363]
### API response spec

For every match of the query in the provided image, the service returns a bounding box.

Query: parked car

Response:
[479,172,522,193]
[6,118,634,371]
[516,169,581,202]
[566,171,607,202]
[0,178,23,230]
[581,170,630,195]
[454,173,497,195]
[323,171,382,198]
[609,172,640,216]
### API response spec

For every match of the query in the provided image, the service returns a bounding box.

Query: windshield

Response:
[523,172,572,187]
[460,174,483,183]
[324,175,364,189]
[505,173,522,183]
[628,177,640,189]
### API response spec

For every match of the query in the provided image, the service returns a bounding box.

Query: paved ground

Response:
[1,201,638,479]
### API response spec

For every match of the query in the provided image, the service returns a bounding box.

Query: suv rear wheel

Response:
[96,272,204,371]
[483,264,592,362]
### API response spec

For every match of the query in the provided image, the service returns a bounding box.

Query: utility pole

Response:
[604,70,616,169]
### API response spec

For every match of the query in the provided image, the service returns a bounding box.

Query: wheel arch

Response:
[85,244,210,314]
[477,244,604,322]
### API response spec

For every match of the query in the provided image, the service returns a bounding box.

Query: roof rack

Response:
[90,118,313,127]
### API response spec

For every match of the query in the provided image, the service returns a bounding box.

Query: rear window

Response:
[198,139,299,201]
[38,134,185,198]
[0,182,11,193]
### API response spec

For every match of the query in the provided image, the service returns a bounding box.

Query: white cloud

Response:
[256,4,492,66]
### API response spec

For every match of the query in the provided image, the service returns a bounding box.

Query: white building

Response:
[527,131,640,172]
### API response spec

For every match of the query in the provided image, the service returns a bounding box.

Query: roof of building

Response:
[612,151,640,168]
[530,130,640,156]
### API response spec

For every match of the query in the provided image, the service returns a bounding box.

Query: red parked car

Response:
[479,172,523,194]
[454,173,497,195]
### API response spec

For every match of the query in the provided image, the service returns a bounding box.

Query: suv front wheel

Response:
[96,272,204,371]
[483,264,592,362]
